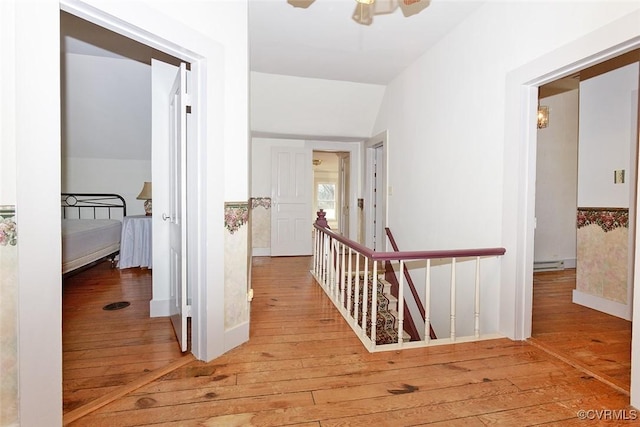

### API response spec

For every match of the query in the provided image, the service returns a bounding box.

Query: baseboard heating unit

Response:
[533,260,565,272]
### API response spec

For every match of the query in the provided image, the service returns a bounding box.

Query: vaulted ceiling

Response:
[62,1,485,85]
[248,0,484,84]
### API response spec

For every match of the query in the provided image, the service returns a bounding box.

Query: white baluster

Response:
[397,260,405,346]
[354,253,360,326]
[362,258,369,334]
[474,256,480,338]
[424,259,431,344]
[313,228,317,276]
[371,260,378,346]
[347,248,353,318]
[320,233,326,288]
[332,240,338,298]
[450,258,456,341]
[340,243,346,304]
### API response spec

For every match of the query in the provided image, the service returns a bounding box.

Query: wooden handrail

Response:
[313,223,506,261]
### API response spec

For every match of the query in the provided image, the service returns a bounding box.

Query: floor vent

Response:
[534,260,564,272]
[103,301,131,311]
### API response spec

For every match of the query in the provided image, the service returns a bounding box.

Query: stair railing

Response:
[385,227,437,341]
[312,213,506,352]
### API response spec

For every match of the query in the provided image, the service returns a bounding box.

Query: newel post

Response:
[315,209,329,228]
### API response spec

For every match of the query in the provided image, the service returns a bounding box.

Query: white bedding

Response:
[62,219,122,274]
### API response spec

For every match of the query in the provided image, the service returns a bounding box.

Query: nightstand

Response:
[118,215,152,269]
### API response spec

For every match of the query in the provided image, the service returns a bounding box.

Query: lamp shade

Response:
[137,182,152,200]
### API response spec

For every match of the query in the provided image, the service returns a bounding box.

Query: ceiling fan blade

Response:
[372,0,398,16]
[352,3,374,25]
[398,0,430,17]
[287,0,316,9]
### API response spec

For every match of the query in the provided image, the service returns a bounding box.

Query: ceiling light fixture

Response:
[288,0,431,26]
[537,106,549,129]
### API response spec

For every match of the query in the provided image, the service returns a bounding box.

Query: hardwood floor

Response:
[530,268,631,394]
[63,261,185,420]
[66,257,636,426]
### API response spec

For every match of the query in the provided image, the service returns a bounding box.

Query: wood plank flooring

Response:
[63,261,185,417]
[530,268,631,393]
[66,258,636,426]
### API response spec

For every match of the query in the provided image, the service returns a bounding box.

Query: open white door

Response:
[364,133,387,252]
[338,153,350,238]
[168,63,189,351]
[271,146,313,256]
[151,60,175,317]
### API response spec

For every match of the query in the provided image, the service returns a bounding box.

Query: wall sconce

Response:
[137,182,152,216]
[537,105,549,129]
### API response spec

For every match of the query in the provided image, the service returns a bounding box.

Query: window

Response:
[317,183,336,220]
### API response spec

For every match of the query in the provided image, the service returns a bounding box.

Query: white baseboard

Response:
[150,299,171,317]
[224,321,249,352]
[252,247,270,257]
[572,289,631,321]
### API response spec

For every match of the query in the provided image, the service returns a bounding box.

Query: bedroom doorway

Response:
[60,8,199,418]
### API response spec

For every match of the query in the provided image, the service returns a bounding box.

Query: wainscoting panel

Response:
[575,208,630,319]
[0,206,18,425]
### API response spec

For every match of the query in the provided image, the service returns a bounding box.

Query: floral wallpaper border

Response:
[577,207,629,233]
[0,206,17,246]
[250,197,271,210]
[224,202,249,234]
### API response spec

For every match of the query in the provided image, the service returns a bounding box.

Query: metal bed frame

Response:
[61,193,127,275]
[62,193,127,219]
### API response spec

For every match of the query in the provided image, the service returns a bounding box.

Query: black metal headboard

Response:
[61,193,127,219]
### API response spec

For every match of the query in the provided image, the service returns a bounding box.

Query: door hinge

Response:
[186,105,192,114]
[185,304,192,317]
[247,288,254,302]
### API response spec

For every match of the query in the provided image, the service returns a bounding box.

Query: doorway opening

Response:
[60,9,195,418]
[312,151,350,236]
[530,51,639,394]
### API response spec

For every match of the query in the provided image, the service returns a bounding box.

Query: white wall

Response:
[63,53,151,161]
[373,2,640,340]
[6,0,249,424]
[251,72,385,139]
[63,157,151,216]
[0,0,16,206]
[62,48,152,215]
[7,1,62,425]
[534,90,579,266]
[578,63,639,208]
[155,2,249,201]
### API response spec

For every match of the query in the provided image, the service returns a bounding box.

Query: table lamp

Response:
[137,182,152,216]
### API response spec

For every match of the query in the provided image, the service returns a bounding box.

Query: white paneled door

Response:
[271,146,313,256]
[168,63,189,352]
